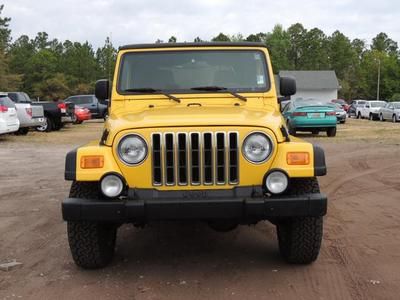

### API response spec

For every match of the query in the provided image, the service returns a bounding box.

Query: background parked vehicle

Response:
[379,102,400,122]
[331,99,350,111]
[72,105,91,124]
[282,98,337,137]
[6,92,45,135]
[359,100,387,120]
[64,95,107,119]
[0,94,20,135]
[348,100,366,118]
[333,103,347,124]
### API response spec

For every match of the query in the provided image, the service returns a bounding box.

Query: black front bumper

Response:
[62,191,327,222]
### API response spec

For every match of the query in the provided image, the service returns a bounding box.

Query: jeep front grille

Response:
[151,132,239,186]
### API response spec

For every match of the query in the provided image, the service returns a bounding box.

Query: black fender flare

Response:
[313,145,327,176]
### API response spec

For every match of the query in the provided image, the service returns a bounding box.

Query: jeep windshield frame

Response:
[117,50,270,96]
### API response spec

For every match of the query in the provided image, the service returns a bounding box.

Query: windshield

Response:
[118,50,269,93]
[371,101,386,107]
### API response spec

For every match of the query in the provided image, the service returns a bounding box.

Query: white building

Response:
[278,70,340,101]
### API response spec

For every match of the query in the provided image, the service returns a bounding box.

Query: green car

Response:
[282,98,337,137]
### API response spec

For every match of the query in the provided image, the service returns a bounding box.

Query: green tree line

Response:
[1,4,400,101]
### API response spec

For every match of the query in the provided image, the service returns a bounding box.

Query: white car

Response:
[0,94,20,135]
[359,100,387,120]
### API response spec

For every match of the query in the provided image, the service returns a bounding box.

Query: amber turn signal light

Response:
[80,155,104,169]
[287,152,310,165]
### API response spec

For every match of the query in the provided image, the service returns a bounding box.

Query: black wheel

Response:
[327,127,336,137]
[276,178,323,264]
[369,113,373,121]
[15,127,29,135]
[393,115,397,123]
[36,116,53,132]
[287,122,296,135]
[67,182,117,269]
[72,113,78,124]
[357,112,361,119]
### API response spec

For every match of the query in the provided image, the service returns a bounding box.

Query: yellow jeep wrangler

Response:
[63,42,327,269]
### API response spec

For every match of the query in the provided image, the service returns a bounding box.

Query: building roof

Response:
[119,42,266,50]
[279,70,340,90]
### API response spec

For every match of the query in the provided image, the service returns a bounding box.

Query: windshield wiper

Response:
[190,86,247,102]
[123,88,180,103]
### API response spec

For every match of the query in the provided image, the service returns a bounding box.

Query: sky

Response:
[2,0,400,49]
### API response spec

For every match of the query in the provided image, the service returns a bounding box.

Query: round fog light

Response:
[265,171,288,194]
[101,174,124,198]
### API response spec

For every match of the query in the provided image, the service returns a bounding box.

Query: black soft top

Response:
[119,42,266,50]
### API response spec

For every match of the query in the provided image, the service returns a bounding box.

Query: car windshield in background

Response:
[118,50,269,93]
[333,99,346,105]
[294,98,332,107]
[371,102,386,107]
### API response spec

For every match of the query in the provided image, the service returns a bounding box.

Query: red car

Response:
[331,99,350,112]
[72,105,91,124]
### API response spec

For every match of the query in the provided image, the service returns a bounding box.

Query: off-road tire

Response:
[276,178,323,264]
[327,127,336,137]
[67,182,117,269]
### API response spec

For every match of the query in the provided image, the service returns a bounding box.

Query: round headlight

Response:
[118,134,148,165]
[101,174,124,198]
[242,132,273,163]
[265,171,288,194]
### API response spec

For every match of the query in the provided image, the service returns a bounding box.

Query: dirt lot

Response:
[1,118,400,300]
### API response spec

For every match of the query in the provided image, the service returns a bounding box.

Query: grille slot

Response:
[190,133,200,185]
[152,134,162,185]
[228,132,239,183]
[177,133,187,185]
[152,132,239,186]
[165,133,175,185]
[203,133,213,184]
[216,133,226,184]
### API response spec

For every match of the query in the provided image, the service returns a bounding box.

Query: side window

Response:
[70,97,81,104]
[7,93,18,103]
[81,96,94,104]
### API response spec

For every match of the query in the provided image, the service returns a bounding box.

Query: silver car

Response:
[379,102,400,122]
[7,92,45,135]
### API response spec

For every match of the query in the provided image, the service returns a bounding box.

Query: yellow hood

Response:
[104,105,286,145]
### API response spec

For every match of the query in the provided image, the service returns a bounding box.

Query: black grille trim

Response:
[151,132,239,186]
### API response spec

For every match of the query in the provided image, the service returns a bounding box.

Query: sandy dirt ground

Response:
[1,118,400,300]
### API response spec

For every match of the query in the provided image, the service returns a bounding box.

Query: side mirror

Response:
[366,105,370,108]
[95,79,110,101]
[280,77,296,97]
